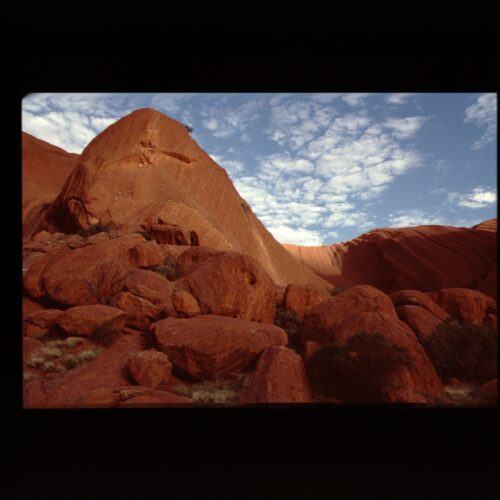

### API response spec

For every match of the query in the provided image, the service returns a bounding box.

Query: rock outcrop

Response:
[152,315,288,381]
[24,109,329,289]
[284,222,497,299]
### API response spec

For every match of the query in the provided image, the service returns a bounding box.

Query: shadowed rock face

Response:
[23,108,329,289]
[22,132,79,237]
[284,223,497,299]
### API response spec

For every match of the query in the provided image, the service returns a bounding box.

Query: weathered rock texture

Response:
[23,108,329,289]
[152,315,288,381]
[239,346,312,403]
[284,222,497,299]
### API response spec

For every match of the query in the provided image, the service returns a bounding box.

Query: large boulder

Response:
[426,288,497,325]
[23,309,64,338]
[122,269,175,314]
[178,251,277,324]
[28,234,144,306]
[239,346,312,403]
[300,285,398,345]
[109,291,162,330]
[171,290,201,318]
[152,315,287,381]
[282,283,332,321]
[129,349,173,389]
[319,311,443,401]
[395,305,444,342]
[128,240,164,268]
[56,305,127,337]
[390,289,449,321]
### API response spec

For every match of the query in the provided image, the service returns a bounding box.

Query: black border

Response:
[3,5,499,497]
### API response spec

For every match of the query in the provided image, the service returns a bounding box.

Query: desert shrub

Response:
[184,124,194,134]
[307,332,413,402]
[90,324,120,346]
[77,223,111,238]
[41,360,57,372]
[27,353,45,368]
[153,256,180,281]
[64,336,84,348]
[62,354,79,369]
[23,371,38,382]
[40,345,63,358]
[329,285,352,296]
[76,347,103,362]
[423,320,497,384]
[274,306,301,352]
[173,375,244,404]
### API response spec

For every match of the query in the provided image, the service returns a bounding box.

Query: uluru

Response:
[22,93,497,408]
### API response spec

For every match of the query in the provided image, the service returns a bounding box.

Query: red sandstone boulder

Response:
[326,312,443,401]
[23,296,44,315]
[148,223,194,246]
[177,246,226,276]
[152,315,287,381]
[239,346,312,403]
[74,387,121,408]
[283,283,332,321]
[56,305,127,337]
[171,289,201,317]
[129,349,173,388]
[33,231,52,243]
[128,239,164,268]
[122,268,175,311]
[23,309,64,338]
[426,288,497,325]
[395,305,444,342]
[109,291,162,330]
[38,234,144,306]
[179,252,277,324]
[390,289,449,321]
[300,285,398,345]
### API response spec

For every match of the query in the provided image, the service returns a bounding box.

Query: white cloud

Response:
[342,93,372,107]
[464,93,497,149]
[447,186,497,209]
[310,93,345,103]
[434,159,451,174]
[200,99,262,140]
[266,100,333,149]
[383,116,427,139]
[266,224,324,246]
[385,93,416,105]
[387,209,447,227]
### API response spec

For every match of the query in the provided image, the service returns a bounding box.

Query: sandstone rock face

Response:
[109,292,162,330]
[300,285,398,345]
[118,391,193,406]
[152,315,288,381]
[129,349,173,388]
[283,283,332,321]
[24,234,144,306]
[395,305,444,342]
[321,312,443,401]
[239,346,312,403]
[284,222,497,299]
[22,132,79,237]
[122,269,175,312]
[179,251,277,324]
[390,290,449,321]
[426,288,497,325]
[56,305,127,336]
[128,240,164,268]
[171,290,200,318]
[26,108,329,289]
[23,309,64,338]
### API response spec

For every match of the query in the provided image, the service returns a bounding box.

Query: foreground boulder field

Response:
[21,108,498,407]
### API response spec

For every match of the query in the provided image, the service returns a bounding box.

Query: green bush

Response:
[274,306,301,352]
[77,223,111,238]
[76,347,103,362]
[62,354,79,369]
[307,332,413,402]
[153,256,180,281]
[64,336,84,348]
[423,320,497,384]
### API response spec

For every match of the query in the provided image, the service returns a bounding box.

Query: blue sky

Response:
[22,93,497,245]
